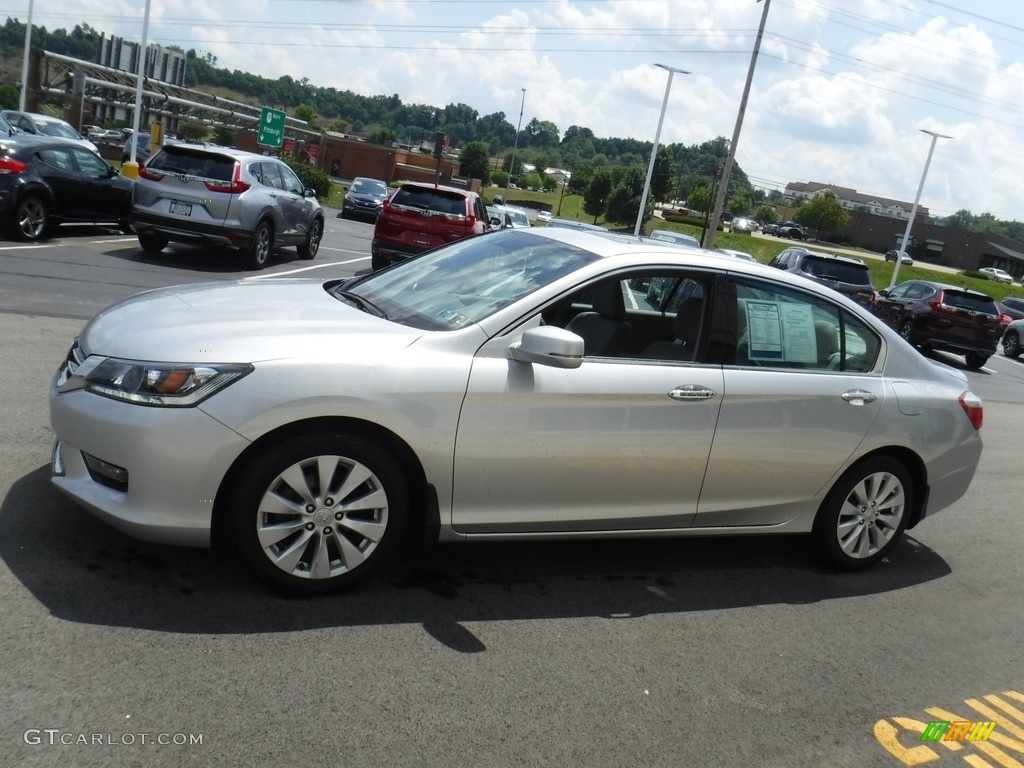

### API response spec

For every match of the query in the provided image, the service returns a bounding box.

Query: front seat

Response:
[565,282,632,356]
[641,299,704,361]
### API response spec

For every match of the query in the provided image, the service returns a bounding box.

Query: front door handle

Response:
[668,385,718,401]
[841,389,877,405]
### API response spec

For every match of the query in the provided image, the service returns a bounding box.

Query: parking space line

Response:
[246,257,369,279]
[0,245,48,251]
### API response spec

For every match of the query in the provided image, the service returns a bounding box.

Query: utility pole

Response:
[704,0,772,249]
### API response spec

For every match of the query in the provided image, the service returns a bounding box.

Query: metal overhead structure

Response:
[27,49,316,139]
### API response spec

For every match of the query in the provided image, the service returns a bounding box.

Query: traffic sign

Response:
[258,107,286,148]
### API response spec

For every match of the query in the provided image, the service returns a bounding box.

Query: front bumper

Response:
[49,381,251,547]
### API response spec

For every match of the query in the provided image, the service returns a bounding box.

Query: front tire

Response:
[15,196,49,240]
[247,220,273,269]
[1003,332,1021,359]
[297,218,322,260]
[814,456,913,570]
[228,433,410,594]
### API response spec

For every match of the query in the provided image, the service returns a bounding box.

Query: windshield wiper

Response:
[338,290,387,319]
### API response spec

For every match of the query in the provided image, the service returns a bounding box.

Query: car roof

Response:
[902,280,996,299]
[787,247,866,266]
[398,180,476,196]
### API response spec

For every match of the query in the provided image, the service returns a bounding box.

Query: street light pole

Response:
[704,0,772,249]
[503,88,526,203]
[889,129,952,288]
[18,0,34,111]
[635,63,690,237]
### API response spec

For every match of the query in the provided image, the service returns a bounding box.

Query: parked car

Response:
[730,217,756,234]
[647,229,700,248]
[715,248,757,262]
[487,204,532,229]
[771,220,805,239]
[123,133,182,166]
[545,218,608,233]
[371,181,490,271]
[1002,318,1024,358]
[873,280,1002,369]
[49,227,983,594]
[1,110,98,153]
[0,134,133,240]
[979,267,1014,284]
[130,143,324,269]
[536,210,553,223]
[762,222,780,236]
[0,113,19,138]
[997,296,1024,321]
[767,247,876,308]
[885,249,914,265]
[340,176,389,222]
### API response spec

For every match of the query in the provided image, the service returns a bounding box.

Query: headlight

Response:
[59,355,252,407]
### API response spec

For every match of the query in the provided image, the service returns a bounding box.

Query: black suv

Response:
[341,176,389,221]
[767,247,876,307]
[874,280,1002,369]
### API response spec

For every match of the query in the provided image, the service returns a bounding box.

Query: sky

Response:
[21,0,1024,221]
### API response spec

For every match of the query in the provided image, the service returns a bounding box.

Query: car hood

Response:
[79,279,422,363]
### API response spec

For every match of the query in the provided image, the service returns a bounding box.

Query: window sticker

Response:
[742,300,817,363]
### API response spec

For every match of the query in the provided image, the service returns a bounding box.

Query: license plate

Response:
[169,200,193,216]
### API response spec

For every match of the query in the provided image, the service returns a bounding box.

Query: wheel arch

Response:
[211,415,433,549]
[819,446,928,530]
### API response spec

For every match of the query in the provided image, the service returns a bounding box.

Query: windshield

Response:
[334,230,599,331]
[352,179,387,196]
[37,121,81,140]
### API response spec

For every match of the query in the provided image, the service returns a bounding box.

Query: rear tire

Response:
[964,352,989,369]
[247,220,273,269]
[228,432,410,594]
[898,320,914,345]
[297,218,322,260]
[1003,332,1021,359]
[371,253,389,271]
[813,456,912,570]
[138,232,168,253]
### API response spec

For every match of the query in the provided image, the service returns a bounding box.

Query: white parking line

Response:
[0,245,48,251]
[246,257,369,279]
[86,238,136,244]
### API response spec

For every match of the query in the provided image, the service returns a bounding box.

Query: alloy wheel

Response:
[835,471,906,560]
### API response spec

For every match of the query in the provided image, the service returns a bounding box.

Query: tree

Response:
[728,196,751,217]
[753,203,779,226]
[366,128,395,146]
[604,166,649,226]
[294,103,317,127]
[458,141,490,184]
[212,126,237,146]
[650,146,676,203]
[686,185,713,213]
[567,162,593,196]
[583,170,613,223]
[0,84,18,110]
[520,170,543,190]
[177,122,208,141]
[491,169,509,188]
[947,209,973,229]
[327,117,349,133]
[794,190,850,238]
[502,153,524,178]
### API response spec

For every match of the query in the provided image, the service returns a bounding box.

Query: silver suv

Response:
[131,144,324,269]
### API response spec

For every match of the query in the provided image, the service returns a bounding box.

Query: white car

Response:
[0,109,99,153]
[537,210,553,223]
[50,228,984,594]
[980,267,1014,284]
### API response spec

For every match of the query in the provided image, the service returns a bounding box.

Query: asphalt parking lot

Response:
[2,217,1023,767]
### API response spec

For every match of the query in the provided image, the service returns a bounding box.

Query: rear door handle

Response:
[841,389,877,405]
[668,385,717,401]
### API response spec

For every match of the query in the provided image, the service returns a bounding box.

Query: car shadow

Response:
[1,466,952,648]
[922,349,994,375]
[102,241,304,274]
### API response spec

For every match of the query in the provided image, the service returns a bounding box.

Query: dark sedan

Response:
[874,280,1002,369]
[0,134,133,240]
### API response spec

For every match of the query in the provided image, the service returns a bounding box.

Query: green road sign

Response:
[258,107,286,148]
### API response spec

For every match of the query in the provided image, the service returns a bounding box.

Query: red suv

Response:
[371,182,490,270]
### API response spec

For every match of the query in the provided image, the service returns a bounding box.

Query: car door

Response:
[452,269,723,533]
[70,148,130,221]
[692,274,884,527]
[874,281,913,328]
[276,162,316,243]
[32,147,78,216]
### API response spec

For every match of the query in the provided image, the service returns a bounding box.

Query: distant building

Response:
[785,181,928,221]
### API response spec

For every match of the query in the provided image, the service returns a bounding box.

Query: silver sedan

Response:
[49,229,984,594]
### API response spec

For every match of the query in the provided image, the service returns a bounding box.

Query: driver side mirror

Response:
[509,326,584,369]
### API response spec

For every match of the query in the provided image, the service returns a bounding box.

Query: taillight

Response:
[996,313,1012,325]
[204,162,250,194]
[927,299,957,314]
[138,164,164,181]
[958,391,983,430]
[0,156,27,174]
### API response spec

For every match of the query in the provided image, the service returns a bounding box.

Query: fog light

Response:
[81,452,129,492]
[51,440,65,477]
